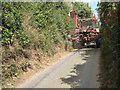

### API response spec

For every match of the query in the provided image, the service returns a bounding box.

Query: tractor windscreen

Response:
[79,19,95,30]
[86,19,95,29]
[89,19,95,29]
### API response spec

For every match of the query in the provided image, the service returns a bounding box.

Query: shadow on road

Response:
[60,64,84,88]
[60,46,99,88]
[72,44,98,52]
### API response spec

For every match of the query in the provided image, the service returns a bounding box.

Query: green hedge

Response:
[97,2,119,88]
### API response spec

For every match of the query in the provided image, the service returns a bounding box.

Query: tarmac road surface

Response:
[19,45,100,88]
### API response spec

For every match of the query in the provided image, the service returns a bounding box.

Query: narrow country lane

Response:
[19,45,100,88]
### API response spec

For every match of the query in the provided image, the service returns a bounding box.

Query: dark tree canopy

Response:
[72,2,93,18]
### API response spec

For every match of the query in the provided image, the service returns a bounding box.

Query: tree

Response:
[72,2,93,18]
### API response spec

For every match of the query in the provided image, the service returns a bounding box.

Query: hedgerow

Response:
[97,2,119,88]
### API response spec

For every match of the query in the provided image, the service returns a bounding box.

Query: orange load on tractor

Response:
[68,10,100,49]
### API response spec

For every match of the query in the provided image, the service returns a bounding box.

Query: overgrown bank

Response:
[97,2,119,88]
[2,2,93,88]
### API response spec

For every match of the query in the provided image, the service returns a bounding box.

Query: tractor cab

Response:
[76,18,97,34]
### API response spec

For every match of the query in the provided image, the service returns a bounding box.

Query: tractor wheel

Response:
[72,40,82,49]
[72,40,78,49]
[81,39,85,46]
[79,41,83,49]
[96,38,100,48]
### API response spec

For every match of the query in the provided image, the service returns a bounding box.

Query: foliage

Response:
[2,2,32,48]
[72,2,93,18]
[30,2,74,53]
[97,2,119,88]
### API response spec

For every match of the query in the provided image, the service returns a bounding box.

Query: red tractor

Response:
[68,11,100,49]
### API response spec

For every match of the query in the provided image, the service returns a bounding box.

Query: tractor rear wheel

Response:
[72,40,82,49]
[72,40,78,49]
[96,38,100,48]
